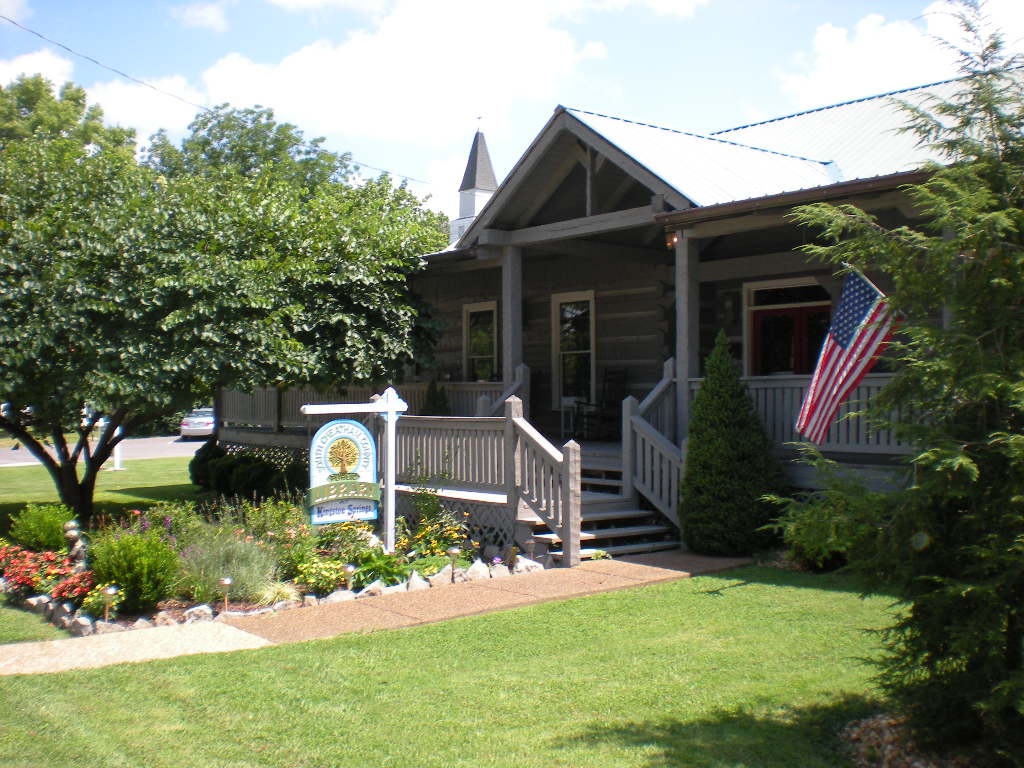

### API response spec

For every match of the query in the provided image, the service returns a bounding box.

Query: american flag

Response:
[795,271,893,444]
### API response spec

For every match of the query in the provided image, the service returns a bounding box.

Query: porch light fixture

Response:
[102,585,119,623]
[343,563,356,591]
[446,547,461,582]
[219,577,232,613]
[665,231,680,249]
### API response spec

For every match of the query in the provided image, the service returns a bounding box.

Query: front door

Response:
[750,305,831,375]
[551,291,595,410]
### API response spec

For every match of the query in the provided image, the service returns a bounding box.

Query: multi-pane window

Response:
[463,302,497,381]
[551,291,595,408]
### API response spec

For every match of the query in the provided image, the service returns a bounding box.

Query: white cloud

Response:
[171,2,231,32]
[0,49,74,87]
[0,0,28,21]
[87,75,207,143]
[199,0,607,147]
[779,1,1024,111]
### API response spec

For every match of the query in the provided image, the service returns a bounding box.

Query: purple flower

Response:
[162,516,173,532]
[491,556,503,565]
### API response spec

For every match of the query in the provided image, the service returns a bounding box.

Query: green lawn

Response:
[0,457,204,532]
[0,605,67,644]
[0,566,890,767]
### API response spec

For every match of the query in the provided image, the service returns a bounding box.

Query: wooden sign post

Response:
[300,387,408,553]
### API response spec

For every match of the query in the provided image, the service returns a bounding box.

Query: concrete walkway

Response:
[0,551,750,675]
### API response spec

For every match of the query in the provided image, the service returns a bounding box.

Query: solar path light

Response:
[103,585,119,623]
[446,547,461,583]
[219,577,232,613]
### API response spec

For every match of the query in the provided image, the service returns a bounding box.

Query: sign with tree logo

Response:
[306,419,380,525]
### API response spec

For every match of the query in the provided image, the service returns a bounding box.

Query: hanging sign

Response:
[306,419,379,525]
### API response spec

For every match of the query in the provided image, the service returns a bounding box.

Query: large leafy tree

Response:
[790,6,1024,757]
[0,80,446,524]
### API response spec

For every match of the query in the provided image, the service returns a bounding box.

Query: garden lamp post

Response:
[219,577,232,613]
[343,564,356,592]
[446,547,461,583]
[103,585,119,623]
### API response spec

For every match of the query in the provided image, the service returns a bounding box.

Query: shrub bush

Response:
[90,531,179,614]
[8,503,74,551]
[189,437,226,489]
[177,524,277,603]
[679,330,788,555]
[204,451,306,499]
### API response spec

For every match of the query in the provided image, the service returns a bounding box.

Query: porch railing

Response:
[505,396,581,567]
[622,358,682,526]
[220,379,515,428]
[485,363,530,417]
[396,416,505,491]
[688,373,904,454]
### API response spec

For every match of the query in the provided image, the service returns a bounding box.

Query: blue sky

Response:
[2,0,1022,218]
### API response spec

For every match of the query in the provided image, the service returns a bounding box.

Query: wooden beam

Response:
[698,250,818,282]
[480,203,657,247]
[502,246,523,380]
[539,239,669,263]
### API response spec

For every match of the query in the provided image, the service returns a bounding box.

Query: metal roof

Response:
[711,77,960,183]
[566,107,836,207]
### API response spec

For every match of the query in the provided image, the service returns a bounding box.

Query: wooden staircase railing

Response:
[504,396,581,566]
[622,358,683,525]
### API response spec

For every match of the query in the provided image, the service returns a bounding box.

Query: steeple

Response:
[450,130,497,245]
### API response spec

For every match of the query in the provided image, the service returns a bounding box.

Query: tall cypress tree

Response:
[789,4,1024,755]
[679,330,787,555]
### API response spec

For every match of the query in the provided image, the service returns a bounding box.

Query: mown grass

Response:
[0,566,891,767]
[0,605,67,644]
[0,457,204,533]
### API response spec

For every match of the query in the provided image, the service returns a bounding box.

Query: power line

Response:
[0,13,433,187]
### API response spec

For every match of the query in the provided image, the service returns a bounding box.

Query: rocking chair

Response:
[574,368,629,441]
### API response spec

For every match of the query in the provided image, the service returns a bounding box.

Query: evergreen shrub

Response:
[189,437,226,489]
[679,330,787,555]
[90,531,179,614]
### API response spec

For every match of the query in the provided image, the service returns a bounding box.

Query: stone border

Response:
[12,557,546,638]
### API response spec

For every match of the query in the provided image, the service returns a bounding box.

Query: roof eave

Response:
[656,170,931,231]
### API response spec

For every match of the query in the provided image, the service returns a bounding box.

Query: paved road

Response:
[0,435,204,467]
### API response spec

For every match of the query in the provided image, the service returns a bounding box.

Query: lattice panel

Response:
[396,492,514,554]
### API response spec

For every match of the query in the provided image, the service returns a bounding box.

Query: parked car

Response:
[179,407,215,439]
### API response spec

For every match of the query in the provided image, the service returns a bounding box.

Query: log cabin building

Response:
[220,76,958,562]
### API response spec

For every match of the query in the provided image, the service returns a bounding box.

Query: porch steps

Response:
[531,489,680,562]
[580,448,624,495]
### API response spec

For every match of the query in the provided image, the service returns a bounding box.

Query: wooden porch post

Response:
[674,230,700,442]
[502,246,523,388]
[504,395,523,530]
[561,439,582,567]
[620,395,638,503]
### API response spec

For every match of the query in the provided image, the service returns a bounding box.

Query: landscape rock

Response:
[427,564,451,588]
[26,595,51,613]
[513,556,544,574]
[356,580,385,598]
[184,604,214,623]
[465,559,491,581]
[406,570,430,591]
[321,589,356,604]
[303,595,319,608]
[58,615,74,630]
[131,618,153,630]
[70,616,93,637]
[488,564,511,579]
[153,611,179,626]
[94,621,127,634]
[272,600,301,612]
[55,602,75,620]
[382,582,406,595]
